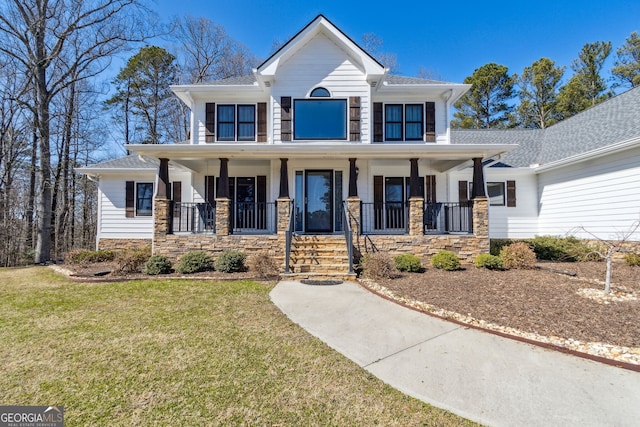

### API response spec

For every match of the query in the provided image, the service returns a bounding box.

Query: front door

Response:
[305,170,333,232]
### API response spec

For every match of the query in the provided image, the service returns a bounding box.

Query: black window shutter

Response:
[256,176,267,203]
[257,102,267,142]
[172,181,182,218]
[373,175,383,229]
[280,97,291,141]
[425,175,436,203]
[425,102,436,142]
[205,176,215,204]
[349,97,361,141]
[125,181,135,218]
[507,180,516,207]
[205,103,215,142]
[458,180,469,203]
[373,102,383,142]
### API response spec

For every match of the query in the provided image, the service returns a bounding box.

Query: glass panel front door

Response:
[305,170,333,232]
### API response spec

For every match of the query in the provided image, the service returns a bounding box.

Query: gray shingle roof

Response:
[539,85,640,164]
[451,129,543,167]
[452,86,640,168]
[385,75,454,85]
[80,154,158,170]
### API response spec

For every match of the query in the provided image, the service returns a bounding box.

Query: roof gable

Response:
[257,15,385,81]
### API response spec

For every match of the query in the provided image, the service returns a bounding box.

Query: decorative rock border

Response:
[359,278,640,367]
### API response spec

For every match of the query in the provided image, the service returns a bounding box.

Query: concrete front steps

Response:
[280,235,357,281]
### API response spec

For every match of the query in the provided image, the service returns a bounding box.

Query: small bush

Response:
[430,250,461,271]
[176,250,214,274]
[143,255,172,275]
[113,247,152,275]
[500,242,536,269]
[474,253,504,270]
[394,253,422,272]
[214,250,247,273]
[624,253,640,267]
[530,235,592,262]
[359,252,396,280]
[248,251,280,279]
[490,239,513,256]
[66,249,116,265]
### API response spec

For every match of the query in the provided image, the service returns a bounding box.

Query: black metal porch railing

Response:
[361,202,408,234]
[232,202,277,234]
[172,202,216,233]
[424,201,473,234]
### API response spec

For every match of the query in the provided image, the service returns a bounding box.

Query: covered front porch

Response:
[130,143,512,272]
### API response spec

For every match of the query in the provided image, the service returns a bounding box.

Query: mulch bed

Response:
[375,262,640,349]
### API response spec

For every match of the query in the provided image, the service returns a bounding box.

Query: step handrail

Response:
[284,199,294,274]
[342,201,354,274]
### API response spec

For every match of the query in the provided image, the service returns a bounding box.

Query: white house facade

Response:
[78,15,640,278]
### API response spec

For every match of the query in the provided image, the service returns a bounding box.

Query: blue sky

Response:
[153,0,640,84]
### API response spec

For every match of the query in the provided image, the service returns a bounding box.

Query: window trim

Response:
[216,104,256,142]
[487,182,506,206]
[135,182,154,216]
[404,104,424,141]
[292,98,348,141]
[384,103,425,142]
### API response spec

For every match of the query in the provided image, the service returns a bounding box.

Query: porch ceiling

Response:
[126,143,516,172]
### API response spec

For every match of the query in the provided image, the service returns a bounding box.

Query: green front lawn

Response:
[0,267,475,426]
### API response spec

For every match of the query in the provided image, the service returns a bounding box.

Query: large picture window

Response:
[293,99,347,140]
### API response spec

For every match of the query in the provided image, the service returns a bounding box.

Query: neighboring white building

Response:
[78,15,640,277]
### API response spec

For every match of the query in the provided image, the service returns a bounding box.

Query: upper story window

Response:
[385,104,423,141]
[310,87,331,97]
[217,104,256,142]
[293,93,347,140]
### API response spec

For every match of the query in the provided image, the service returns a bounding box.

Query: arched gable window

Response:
[310,87,331,97]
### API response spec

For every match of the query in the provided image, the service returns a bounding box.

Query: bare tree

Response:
[569,222,640,294]
[0,0,151,263]
[361,33,399,74]
[173,15,256,84]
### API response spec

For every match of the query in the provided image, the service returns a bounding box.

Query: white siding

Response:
[99,174,155,239]
[98,171,192,239]
[450,169,539,239]
[537,147,640,240]
[270,33,370,143]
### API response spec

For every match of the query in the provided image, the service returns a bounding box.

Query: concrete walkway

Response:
[270,280,640,427]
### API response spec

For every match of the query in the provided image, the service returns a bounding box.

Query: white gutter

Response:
[535,136,640,173]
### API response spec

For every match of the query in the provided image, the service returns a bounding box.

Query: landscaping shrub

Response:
[66,249,115,265]
[175,250,214,274]
[143,255,172,275]
[624,252,640,267]
[394,253,422,272]
[529,235,592,262]
[490,239,513,256]
[248,251,280,279]
[214,250,247,273]
[359,252,396,280]
[500,242,536,269]
[113,247,152,275]
[474,253,504,270]
[430,250,461,271]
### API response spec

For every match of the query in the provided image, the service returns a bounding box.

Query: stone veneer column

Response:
[215,198,231,236]
[472,197,490,252]
[277,197,291,235]
[346,197,361,235]
[154,198,171,236]
[408,197,424,236]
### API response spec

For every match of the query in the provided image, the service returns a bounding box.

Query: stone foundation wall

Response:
[98,238,152,251]
[153,233,286,264]
[353,233,488,264]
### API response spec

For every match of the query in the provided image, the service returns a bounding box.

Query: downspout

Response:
[184,90,195,144]
[443,89,454,143]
